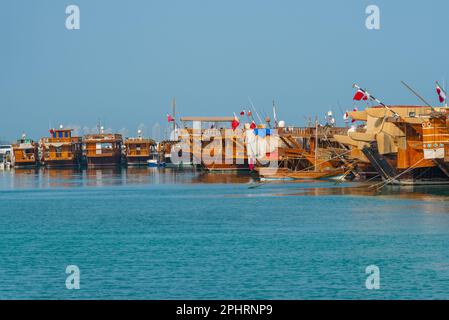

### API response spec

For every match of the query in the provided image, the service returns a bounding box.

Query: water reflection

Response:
[1,167,256,189]
[4,167,449,203]
[257,182,449,202]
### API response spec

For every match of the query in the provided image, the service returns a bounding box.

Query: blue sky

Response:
[1,0,447,141]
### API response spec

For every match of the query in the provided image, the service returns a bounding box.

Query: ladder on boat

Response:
[361,142,397,181]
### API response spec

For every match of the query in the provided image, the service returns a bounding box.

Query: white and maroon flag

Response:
[231,113,240,130]
[353,89,369,101]
[436,84,446,103]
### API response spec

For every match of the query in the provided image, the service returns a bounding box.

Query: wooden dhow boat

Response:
[334,104,449,185]
[253,122,349,180]
[83,130,123,167]
[124,131,157,166]
[40,126,82,167]
[179,116,249,172]
[12,133,39,168]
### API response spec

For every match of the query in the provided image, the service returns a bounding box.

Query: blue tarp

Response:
[254,129,272,137]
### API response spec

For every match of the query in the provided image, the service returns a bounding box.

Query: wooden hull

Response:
[203,163,249,172]
[257,167,344,180]
[126,156,150,166]
[86,155,121,167]
[83,133,123,167]
[44,159,80,168]
[14,160,38,168]
[165,162,194,168]
[12,141,39,168]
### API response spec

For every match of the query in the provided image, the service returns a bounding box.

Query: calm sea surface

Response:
[1,167,449,299]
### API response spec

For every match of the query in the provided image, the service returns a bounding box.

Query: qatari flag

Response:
[436,84,446,103]
[353,89,368,101]
[231,114,240,130]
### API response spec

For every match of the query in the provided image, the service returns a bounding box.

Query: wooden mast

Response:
[400,81,432,108]
[172,97,176,134]
[314,115,318,172]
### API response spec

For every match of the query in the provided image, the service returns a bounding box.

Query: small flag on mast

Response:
[167,114,174,122]
[352,83,400,119]
[436,83,447,103]
[231,113,240,130]
[353,89,369,101]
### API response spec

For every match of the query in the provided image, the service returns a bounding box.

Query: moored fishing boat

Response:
[333,83,449,186]
[201,130,249,171]
[0,144,12,169]
[336,105,449,185]
[11,133,38,168]
[124,131,157,166]
[83,131,123,167]
[157,140,188,168]
[251,121,349,180]
[180,116,249,172]
[40,126,82,167]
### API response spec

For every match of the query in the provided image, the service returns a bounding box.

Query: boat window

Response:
[64,132,69,138]
[58,131,63,138]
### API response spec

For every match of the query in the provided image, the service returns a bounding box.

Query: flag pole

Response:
[272,100,278,128]
[246,107,256,124]
[314,115,318,172]
[444,78,448,107]
[248,97,263,125]
[172,97,176,134]
[353,84,400,119]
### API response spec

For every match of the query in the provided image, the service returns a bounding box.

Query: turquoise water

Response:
[1,167,449,299]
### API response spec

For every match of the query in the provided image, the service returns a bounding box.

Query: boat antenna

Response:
[302,116,308,126]
[400,80,433,108]
[272,100,278,127]
[96,119,101,134]
[337,100,344,115]
[336,101,345,127]
[248,97,263,124]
